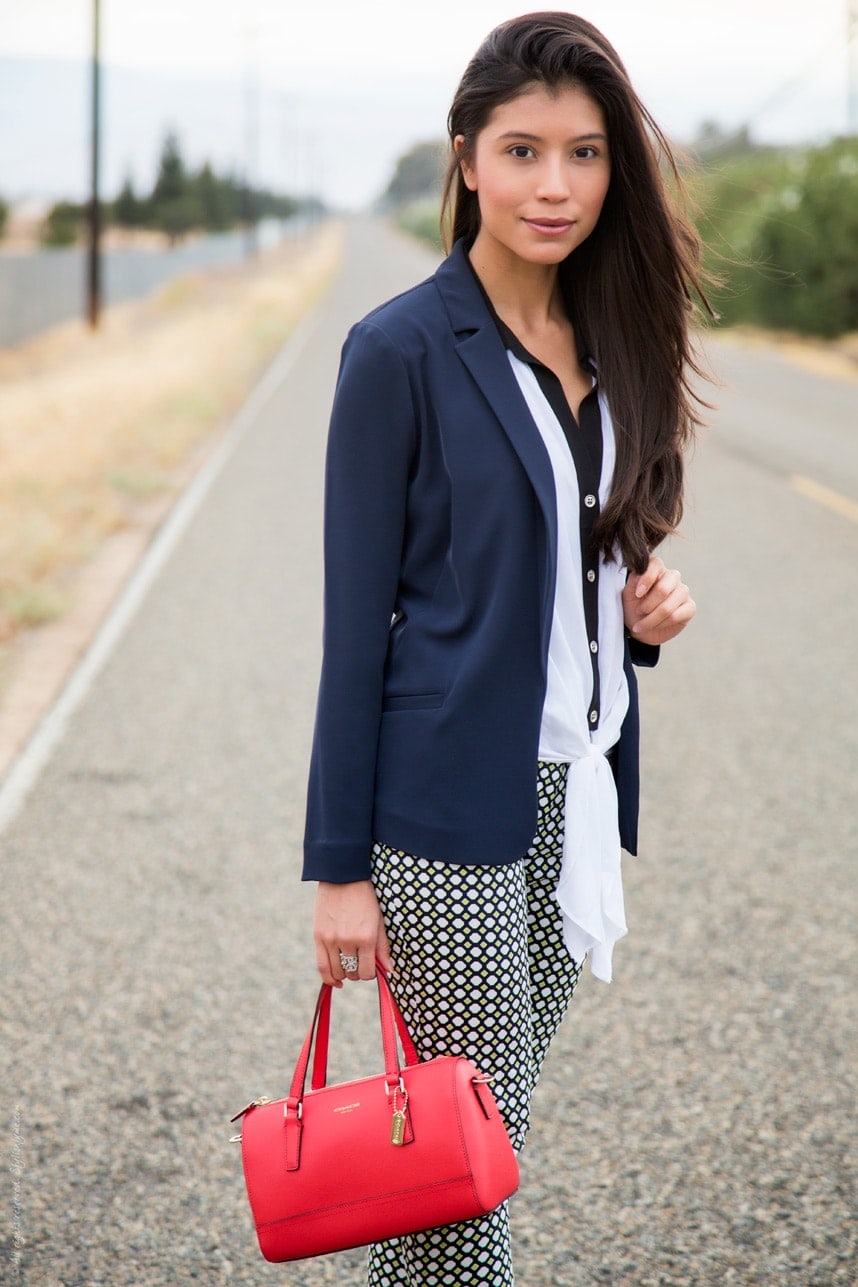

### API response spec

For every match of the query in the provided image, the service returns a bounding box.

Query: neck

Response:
[467,232,566,333]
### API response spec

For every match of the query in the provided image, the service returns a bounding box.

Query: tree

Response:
[109,130,310,241]
[379,140,446,209]
[0,196,8,240]
[151,131,186,204]
[692,120,757,161]
[150,131,201,243]
[695,137,858,336]
[692,147,796,326]
[113,176,147,228]
[190,163,233,232]
[255,186,299,221]
[749,138,858,336]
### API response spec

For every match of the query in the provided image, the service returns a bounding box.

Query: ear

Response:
[454,134,478,192]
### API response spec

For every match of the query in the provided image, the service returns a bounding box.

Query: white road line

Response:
[790,474,858,527]
[0,302,327,838]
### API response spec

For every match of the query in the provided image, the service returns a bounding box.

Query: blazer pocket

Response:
[382,692,444,712]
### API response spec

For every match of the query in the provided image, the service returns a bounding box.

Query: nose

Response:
[535,155,570,201]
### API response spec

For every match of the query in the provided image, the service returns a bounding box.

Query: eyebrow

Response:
[495,131,608,143]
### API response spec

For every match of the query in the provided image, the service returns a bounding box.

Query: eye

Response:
[508,145,535,159]
[573,146,600,160]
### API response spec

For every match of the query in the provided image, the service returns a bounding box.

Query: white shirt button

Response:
[584,494,597,509]
[587,569,596,583]
[590,709,598,724]
[590,640,598,654]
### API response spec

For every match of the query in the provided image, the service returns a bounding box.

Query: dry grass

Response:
[0,221,342,659]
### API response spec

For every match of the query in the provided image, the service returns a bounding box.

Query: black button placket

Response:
[573,388,604,731]
[473,276,605,733]
[527,371,603,732]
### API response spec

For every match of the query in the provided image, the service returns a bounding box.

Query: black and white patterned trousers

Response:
[367,760,582,1287]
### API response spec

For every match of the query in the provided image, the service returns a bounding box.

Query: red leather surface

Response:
[237,968,519,1263]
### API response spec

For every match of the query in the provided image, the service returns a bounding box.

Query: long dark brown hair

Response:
[441,12,713,573]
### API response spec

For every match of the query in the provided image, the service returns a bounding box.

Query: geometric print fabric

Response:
[367,761,583,1286]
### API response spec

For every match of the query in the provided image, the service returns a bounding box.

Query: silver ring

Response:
[338,952,359,973]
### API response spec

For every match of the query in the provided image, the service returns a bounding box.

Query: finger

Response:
[633,582,688,633]
[376,921,395,975]
[357,920,394,980]
[635,567,681,616]
[337,946,361,982]
[354,922,384,979]
[318,923,348,983]
[634,592,696,641]
[356,944,377,981]
[315,942,342,988]
[634,555,665,598]
[632,579,684,631]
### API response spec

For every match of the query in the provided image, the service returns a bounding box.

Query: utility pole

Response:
[846,0,858,134]
[243,27,260,259]
[87,0,102,327]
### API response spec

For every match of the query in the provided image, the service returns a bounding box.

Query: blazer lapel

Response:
[434,243,557,528]
[433,240,559,641]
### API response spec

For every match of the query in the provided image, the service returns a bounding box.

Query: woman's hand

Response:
[622,555,696,647]
[313,880,394,986]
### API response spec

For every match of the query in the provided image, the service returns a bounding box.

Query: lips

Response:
[523,217,574,234]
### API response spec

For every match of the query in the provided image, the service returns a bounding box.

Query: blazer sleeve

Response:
[302,321,417,883]
[627,638,659,668]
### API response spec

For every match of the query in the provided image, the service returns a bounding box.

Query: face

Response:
[457,82,611,269]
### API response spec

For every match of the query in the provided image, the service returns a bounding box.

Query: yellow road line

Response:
[790,475,858,527]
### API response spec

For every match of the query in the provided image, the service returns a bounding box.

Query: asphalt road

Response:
[0,219,855,1286]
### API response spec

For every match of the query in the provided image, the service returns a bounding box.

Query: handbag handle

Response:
[289,964,419,1105]
[310,966,419,1091]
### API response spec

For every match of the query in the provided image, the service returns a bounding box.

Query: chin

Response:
[515,239,575,265]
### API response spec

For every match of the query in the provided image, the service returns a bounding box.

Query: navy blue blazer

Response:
[303,240,658,884]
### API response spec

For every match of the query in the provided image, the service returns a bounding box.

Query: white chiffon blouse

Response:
[505,351,630,983]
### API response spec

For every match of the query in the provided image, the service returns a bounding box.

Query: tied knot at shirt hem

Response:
[548,741,628,985]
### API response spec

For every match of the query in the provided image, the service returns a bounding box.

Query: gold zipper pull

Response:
[229,1095,271,1123]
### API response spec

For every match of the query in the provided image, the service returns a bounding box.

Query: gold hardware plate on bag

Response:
[390,1110,407,1146]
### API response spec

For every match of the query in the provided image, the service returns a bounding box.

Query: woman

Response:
[304,12,709,1284]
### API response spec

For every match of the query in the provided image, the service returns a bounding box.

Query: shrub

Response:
[748,139,858,336]
[397,199,443,251]
[695,138,858,336]
[42,201,85,247]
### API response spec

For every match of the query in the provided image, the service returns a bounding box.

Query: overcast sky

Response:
[0,0,852,207]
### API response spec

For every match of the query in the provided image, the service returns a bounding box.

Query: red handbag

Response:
[231,964,519,1263]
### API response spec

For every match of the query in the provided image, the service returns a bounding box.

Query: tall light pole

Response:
[87,0,102,327]
[243,27,260,259]
[848,0,858,134]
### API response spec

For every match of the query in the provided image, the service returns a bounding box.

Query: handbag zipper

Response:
[229,1096,271,1139]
